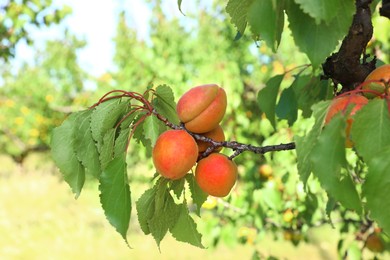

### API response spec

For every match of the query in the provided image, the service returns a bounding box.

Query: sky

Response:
[14,0,184,77]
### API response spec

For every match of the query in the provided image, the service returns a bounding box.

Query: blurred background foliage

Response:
[1,0,389,259]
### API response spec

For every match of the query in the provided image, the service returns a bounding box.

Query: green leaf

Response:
[153,84,179,125]
[170,178,186,199]
[170,203,205,248]
[114,128,130,158]
[257,74,284,130]
[136,188,157,235]
[292,75,333,118]
[351,99,390,162]
[247,0,284,51]
[286,0,354,68]
[73,109,101,178]
[177,0,184,15]
[148,181,181,248]
[363,147,390,235]
[186,174,208,216]
[226,0,253,34]
[99,155,131,244]
[294,0,342,24]
[275,86,298,126]
[295,101,330,185]
[90,99,128,152]
[310,115,362,213]
[51,112,85,198]
[99,128,116,170]
[143,116,164,147]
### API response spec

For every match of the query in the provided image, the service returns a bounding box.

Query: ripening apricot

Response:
[197,125,225,153]
[152,130,198,180]
[177,84,227,133]
[363,64,390,98]
[324,94,368,148]
[195,153,237,197]
[366,233,385,253]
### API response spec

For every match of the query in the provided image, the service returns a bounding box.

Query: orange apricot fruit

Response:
[152,130,198,180]
[324,94,368,148]
[195,153,237,197]
[196,125,225,153]
[363,64,390,98]
[176,84,227,133]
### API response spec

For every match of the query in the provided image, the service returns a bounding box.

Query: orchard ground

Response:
[0,152,387,260]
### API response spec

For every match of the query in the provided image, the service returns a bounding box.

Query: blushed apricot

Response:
[363,64,390,98]
[177,84,227,133]
[152,130,198,180]
[197,125,225,153]
[324,94,368,148]
[195,153,237,197]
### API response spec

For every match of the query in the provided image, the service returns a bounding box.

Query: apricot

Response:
[195,153,237,197]
[196,125,225,153]
[258,164,273,178]
[152,130,198,180]
[324,94,368,148]
[363,64,390,98]
[366,233,385,253]
[177,84,227,133]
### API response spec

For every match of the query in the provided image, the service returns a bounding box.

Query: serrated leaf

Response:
[294,0,341,24]
[363,147,390,235]
[99,155,131,244]
[351,99,390,162]
[90,99,128,152]
[257,74,284,130]
[286,0,354,68]
[136,188,156,235]
[114,128,130,158]
[276,86,298,126]
[170,178,186,199]
[153,85,179,125]
[310,115,362,213]
[148,181,181,248]
[186,174,208,216]
[226,0,253,34]
[73,109,101,178]
[99,128,116,170]
[51,112,85,198]
[293,75,333,118]
[143,116,163,147]
[295,101,330,185]
[247,0,284,51]
[170,203,204,248]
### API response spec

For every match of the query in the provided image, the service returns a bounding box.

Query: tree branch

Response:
[322,0,376,92]
[152,109,296,160]
[380,0,390,18]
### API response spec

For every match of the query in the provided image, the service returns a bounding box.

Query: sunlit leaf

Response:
[310,114,362,213]
[363,147,390,235]
[99,155,131,244]
[257,74,284,130]
[51,112,85,198]
[351,99,390,162]
[170,203,205,248]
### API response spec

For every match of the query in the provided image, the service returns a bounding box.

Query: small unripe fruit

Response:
[283,209,294,223]
[195,153,237,197]
[363,64,390,98]
[324,94,368,148]
[177,84,227,133]
[152,130,198,180]
[366,233,385,253]
[258,164,273,178]
[196,125,225,153]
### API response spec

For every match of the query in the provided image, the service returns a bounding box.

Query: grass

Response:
[0,153,346,260]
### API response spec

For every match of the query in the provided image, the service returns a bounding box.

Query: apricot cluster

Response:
[152,84,237,197]
[325,64,390,148]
